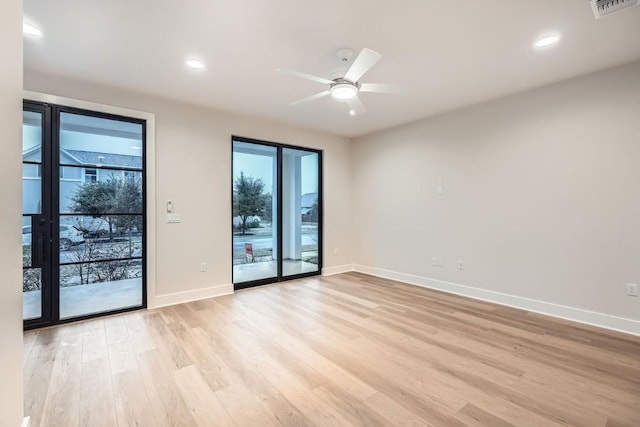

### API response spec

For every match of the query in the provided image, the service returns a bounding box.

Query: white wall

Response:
[352,61,640,333]
[24,70,353,305]
[0,0,25,426]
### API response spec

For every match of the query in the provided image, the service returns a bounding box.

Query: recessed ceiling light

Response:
[23,22,42,37]
[534,34,560,48]
[186,59,205,70]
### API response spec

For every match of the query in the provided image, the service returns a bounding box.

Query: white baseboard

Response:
[22,416,30,427]
[353,264,640,337]
[149,283,234,309]
[322,264,354,276]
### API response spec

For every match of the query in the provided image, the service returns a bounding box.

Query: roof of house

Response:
[301,193,318,208]
[65,150,142,169]
[24,146,142,169]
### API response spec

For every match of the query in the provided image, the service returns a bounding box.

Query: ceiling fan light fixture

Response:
[330,83,358,100]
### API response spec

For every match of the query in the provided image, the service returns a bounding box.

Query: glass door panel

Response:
[22,109,45,321]
[232,141,278,285]
[58,111,144,319]
[282,148,320,277]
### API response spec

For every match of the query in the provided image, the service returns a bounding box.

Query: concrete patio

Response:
[233,259,318,283]
[23,278,142,320]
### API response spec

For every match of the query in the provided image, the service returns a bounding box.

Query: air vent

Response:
[591,0,638,19]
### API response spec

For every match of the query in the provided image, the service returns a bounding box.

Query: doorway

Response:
[22,101,146,329]
[232,136,322,289]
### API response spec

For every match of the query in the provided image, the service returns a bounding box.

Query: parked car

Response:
[22,224,85,251]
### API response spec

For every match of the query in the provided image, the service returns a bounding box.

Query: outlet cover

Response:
[626,283,638,297]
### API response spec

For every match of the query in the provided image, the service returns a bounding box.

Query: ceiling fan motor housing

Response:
[330,78,359,88]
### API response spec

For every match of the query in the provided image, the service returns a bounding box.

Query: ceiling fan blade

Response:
[359,83,399,93]
[344,48,382,83]
[289,90,331,106]
[277,68,333,85]
[346,96,366,115]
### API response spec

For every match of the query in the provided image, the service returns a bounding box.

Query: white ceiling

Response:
[23,0,640,138]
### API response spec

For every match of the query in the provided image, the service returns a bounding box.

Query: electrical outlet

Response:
[432,257,437,266]
[200,263,207,272]
[458,260,464,270]
[334,248,339,255]
[626,283,638,297]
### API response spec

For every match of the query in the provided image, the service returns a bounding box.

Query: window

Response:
[22,163,41,178]
[85,168,97,183]
[61,166,82,181]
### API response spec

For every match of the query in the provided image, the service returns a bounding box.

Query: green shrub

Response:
[22,245,41,292]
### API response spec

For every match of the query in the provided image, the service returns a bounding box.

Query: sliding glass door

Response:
[232,137,322,289]
[23,101,146,329]
[232,141,278,283]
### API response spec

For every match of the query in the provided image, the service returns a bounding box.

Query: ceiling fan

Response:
[278,48,396,115]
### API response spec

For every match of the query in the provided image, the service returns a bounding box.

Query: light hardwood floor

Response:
[24,272,640,427]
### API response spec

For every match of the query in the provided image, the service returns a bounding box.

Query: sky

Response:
[23,111,143,157]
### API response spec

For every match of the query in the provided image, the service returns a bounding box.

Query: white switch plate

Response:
[167,214,181,223]
[458,260,464,270]
[626,283,638,297]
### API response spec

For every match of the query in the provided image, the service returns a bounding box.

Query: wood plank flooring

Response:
[23,272,640,426]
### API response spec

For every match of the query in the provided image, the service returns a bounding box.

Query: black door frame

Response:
[232,135,323,290]
[23,101,54,328]
[23,100,148,330]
